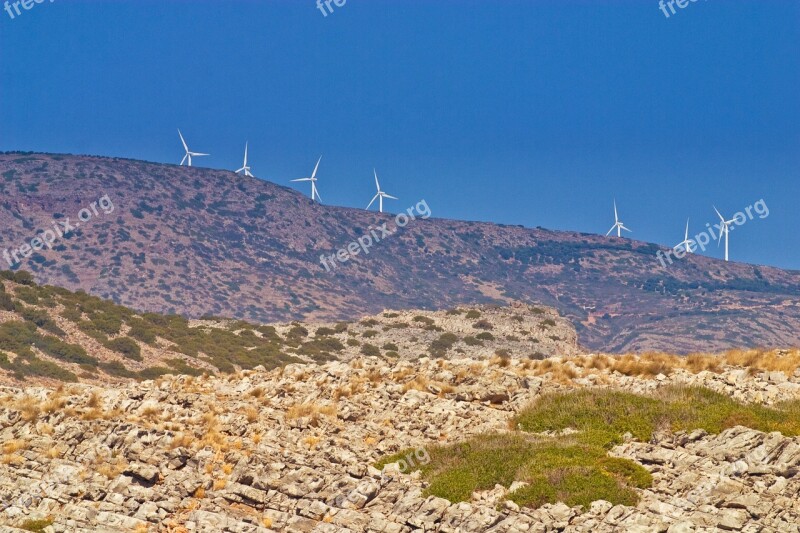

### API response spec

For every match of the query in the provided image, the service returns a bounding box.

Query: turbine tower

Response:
[606,200,631,238]
[675,218,695,253]
[292,156,323,203]
[178,129,209,167]
[714,206,736,261]
[366,169,398,213]
[236,142,254,177]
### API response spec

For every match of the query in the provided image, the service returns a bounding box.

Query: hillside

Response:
[1,351,799,531]
[0,271,578,387]
[2,153,800,353]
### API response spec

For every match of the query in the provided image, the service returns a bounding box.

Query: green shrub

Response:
[362,330,378,338]
[127,318,157,344]
[286,325,309,342]
[35,335,97,366]
[361,343,381,357]
[315,327,336,337]
[473,319,493,330]
[429,333,459,357]
[463,336,483,347]
[476,332,495,341]
[105,337,142,361]
[383,342,399,351]
[412,316,435,326]
[465,310,481,319]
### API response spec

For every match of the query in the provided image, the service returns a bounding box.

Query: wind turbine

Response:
[606,200,632,238]
[675,218,695,253]
[178,129,209,167]
[236,142,254,177]
[714,206,736,261]
[292,156,323,203]
[366,169,398,213]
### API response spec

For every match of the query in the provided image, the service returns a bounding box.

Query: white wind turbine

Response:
[366,169,398,213]
[714,206,736,262]
[291,156,323,203]
[178,129,209,167]
[606,200,632,238]
[675,218,695,253]
[235,142,254,177]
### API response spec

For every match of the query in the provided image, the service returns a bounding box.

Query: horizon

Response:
[1,1,798,269]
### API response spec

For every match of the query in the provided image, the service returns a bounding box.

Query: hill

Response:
[2,152,800,353]
[0,271,578,386]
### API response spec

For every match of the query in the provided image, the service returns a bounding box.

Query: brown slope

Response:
[1,152,799,353]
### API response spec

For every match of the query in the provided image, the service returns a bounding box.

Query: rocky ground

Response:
[0,353,799,532]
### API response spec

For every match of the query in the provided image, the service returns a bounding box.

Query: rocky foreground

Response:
[0,354,799,532]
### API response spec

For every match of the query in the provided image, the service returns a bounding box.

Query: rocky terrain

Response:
[0,351,799,532]
[3,153,800,353]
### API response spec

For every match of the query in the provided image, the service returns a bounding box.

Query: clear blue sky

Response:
[1,0,798,268]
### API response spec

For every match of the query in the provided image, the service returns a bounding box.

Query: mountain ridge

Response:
[1,152,799,353]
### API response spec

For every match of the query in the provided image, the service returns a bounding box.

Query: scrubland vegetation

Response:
[379,385,800,510]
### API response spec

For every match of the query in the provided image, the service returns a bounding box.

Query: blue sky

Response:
[1,0,798,268]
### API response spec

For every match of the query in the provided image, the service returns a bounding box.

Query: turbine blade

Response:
[614,200,618,223]
[374,169,380,192]
[713,206,724,222]
[366,194,379,210]
[292,178,311,182]
[383,194,398,200]
[606,226,616,236]
[311,156,322,179]
[178,129,188,151]
[180,154,188,165]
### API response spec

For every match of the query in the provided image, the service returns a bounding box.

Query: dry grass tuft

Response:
[285,403,337,426]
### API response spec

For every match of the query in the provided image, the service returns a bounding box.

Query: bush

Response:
[429,333,459,357]
[35,335,97,366]
[463,336,483,347]
[105,337,142,361]
[362,330,378,338]
[127,318,157,344]
[476,332,495,341]
[473,319,493,330]
[315,327,336,337]
[383,342,399,351]
[412,316,435,326]
[465,310,481,319]
[361,343,381,357]
[286,325,309,342]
